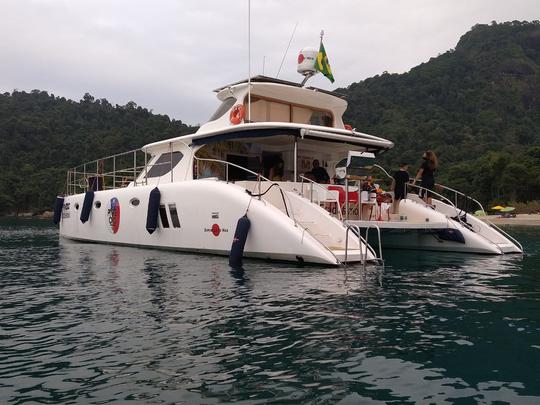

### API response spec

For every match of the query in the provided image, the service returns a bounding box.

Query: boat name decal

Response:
[204,224,228,236]
[62,202,71,218]
[211,212,219,219]
[107,197,121,234]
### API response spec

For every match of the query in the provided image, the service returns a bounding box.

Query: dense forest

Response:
[0,93,195,214]
[341,20,540,205]
[1,21,539,215]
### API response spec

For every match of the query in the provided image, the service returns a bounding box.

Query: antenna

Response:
[247,0,251,122]
[262,56,266,76]
[276,21,299,78]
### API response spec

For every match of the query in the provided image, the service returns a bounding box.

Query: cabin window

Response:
[292,106,333,127]
[159,204,170,228]
[209,97,237,121]
[246,96,333,126]
[146,151,183,178]
[249,97,290,123]
[168,203,181,228]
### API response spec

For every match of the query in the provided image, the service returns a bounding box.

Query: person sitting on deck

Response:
[269,159,284,181]
[310,159,330,184]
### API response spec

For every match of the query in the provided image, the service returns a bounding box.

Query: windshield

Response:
[208,97,237,121]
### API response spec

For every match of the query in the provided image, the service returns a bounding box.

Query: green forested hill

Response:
[0,92,195,214]
[1,21,540,215]
[340,20,540,204]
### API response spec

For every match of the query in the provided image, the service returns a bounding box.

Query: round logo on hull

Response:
[107,197,120,234]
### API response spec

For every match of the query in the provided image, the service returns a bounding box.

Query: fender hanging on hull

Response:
[229,214,251,268]
[80,191,94,223]
[146,187,161,234]
[53,196,64,225]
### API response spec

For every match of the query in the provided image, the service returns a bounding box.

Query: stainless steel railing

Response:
[193,156,297,222]
[66,149,149,195]
[372,164,523,252]
[299,175,343,220]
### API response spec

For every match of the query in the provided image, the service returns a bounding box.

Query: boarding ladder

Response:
[344,223,384,268]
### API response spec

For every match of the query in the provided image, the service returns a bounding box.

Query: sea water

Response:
[1,219,539,404]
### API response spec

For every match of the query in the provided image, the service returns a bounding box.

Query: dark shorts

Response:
[420,179,435,199]
[394,190,406,200]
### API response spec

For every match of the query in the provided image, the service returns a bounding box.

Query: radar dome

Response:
[297,47,317,76]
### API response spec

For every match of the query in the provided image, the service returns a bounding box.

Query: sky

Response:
[1,0,539,125]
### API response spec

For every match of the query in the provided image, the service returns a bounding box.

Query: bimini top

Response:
[143,122,394,153]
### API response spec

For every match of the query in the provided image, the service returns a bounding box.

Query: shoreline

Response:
[480,214,540,226]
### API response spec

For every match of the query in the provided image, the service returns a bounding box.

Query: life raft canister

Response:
[229,104,245,125]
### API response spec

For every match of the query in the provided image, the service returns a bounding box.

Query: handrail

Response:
[66,148,151,195]
[364,224,383,264]
[372,164,468,226]
[194,156,297,223]
[436,183,485,213]
[434,183,523,251]
[194,156,271,182]
[344,224,382,267]
[68,148,143,172]
[299,175,343,220]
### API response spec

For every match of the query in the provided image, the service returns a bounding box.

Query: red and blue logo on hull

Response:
[107,197,120,234]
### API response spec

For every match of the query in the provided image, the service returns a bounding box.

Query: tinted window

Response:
[209,97,237,121]
[146,151,183,178]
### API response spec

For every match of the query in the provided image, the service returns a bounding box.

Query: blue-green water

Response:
[1,219,539,404]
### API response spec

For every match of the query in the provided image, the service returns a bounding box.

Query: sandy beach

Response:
[480,214,540,226]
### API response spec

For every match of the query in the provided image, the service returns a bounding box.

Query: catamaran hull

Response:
[364,228,501,254]
[59,181,372,266]
[358,196,522,255]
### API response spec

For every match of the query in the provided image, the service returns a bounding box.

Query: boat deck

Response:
[345,220,450,230]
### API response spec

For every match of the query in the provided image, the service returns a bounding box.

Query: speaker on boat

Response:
[229,214,251,268]
[80,191,94,223]
[146,187,161,234]
[53,196,64,225]
[437,228,465,244]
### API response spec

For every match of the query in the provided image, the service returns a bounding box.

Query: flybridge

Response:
[213,75,347,99]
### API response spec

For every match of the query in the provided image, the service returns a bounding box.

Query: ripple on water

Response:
[0,220,540,403]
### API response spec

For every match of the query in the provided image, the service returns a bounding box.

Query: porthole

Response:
[130,198,140,207]
[75,203,80,210]
[94,201,101,209]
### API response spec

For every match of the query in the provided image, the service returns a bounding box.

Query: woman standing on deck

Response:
[413,150,438,205]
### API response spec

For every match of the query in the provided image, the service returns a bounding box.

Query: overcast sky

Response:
[1,0,539,125]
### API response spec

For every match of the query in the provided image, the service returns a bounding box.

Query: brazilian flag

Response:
[315,42,334,83]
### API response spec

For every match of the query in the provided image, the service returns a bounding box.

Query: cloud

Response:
[1,0,538,124]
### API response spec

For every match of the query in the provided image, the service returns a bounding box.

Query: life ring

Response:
[229,104,245,125]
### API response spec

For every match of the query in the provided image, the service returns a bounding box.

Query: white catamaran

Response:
[55,52,522,265]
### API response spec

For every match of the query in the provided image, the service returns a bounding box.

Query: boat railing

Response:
[432,184,522,251]
[299,175,342,220]
[65,149,149,195]
[372,164,522,252]
[372,165,469,226]
[193,156,297,223]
